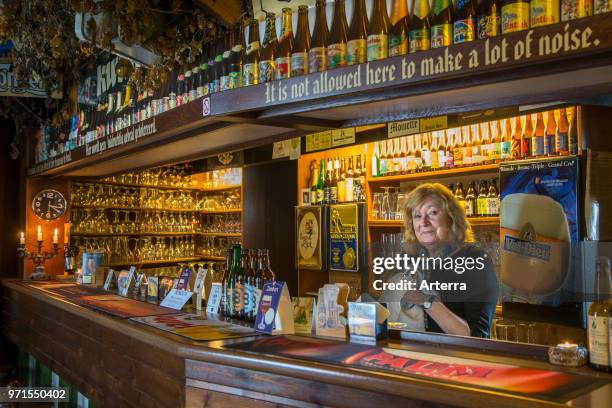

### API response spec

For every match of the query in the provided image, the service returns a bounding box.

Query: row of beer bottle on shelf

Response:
[371,107,578,178]
[221,246,276,324]
[450,179,500,217]
[309,155,368,205]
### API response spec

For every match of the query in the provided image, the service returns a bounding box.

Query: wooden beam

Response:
[194,0,244,27]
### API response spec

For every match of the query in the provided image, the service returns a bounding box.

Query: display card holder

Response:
[315,284,348,339]
[160,288,193,310]
[118,266,136,297]
[206,283,223,315]
[348,302,389,345]
[292,297,315,334]
[255,281,295,335]
[192,268,208,312]
[176,268,192,291]
[147,276,159,302]
[103,269,115,291]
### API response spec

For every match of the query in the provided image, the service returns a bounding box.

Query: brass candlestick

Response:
[17,241,60,280]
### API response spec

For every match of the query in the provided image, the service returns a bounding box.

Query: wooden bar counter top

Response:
[2,279,610,408]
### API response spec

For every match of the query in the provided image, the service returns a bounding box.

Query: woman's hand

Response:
[400,290,429,308]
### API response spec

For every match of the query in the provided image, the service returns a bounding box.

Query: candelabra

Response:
[17,240,60,280]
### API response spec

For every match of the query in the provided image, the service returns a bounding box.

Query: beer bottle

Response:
[260,12,278,84]
[183,65,192,104]
[465,181,476,216]
[214,30,224,92]
[292,5,311,76]
[487,178,500,216]
[310,160,319,205]
[407,135,417,172]
[588,257,611,372]
[471,124,483,164]
[389,0,410,56]
[192,57,202,99]
[453,128,464,167]
[244,18,261,86]
[246,249,258,322]
[276,8,294,79]
[310,0,329,73]
[346,156,355,201]
[501,118,512,160]
[556,108,570,156]
[347,0,368,65]
[386,139,396,176]
[207,42,217,94]
[338,157,347,202]
[531,0,560,27]
[568,107,578,155]
[455,182,467,212]
[510,116,522,159]
[399,136,409,174]
[431,132,440,170]
[368,0,391,61]
[220,29,232,91]
[391,138,401,175]
[437,131,447,169]
[228,244,241,319]
[431,0,454,49]
[235,248,249,320]
[409,0,432,52]
[257,249,276,284]
[331,157,339,204]
[454,0,477,44]
[222,248,232,318]
[324,158,332,204]
[414,134,424,172]
[176,65,185,106]
[379,140,388,176]
[354,155,363,201]
[561,0,593,21]
[316,159,325,204]
[544,110,557,156]
[532,112,545,157]
[501,0,530,33]
[477,180,489,216]
[328,0,349,69]
[360,154,367,202]
[462,126,473,166]
[229,19,245,88]
[478,0,501,39]
[489,121,501,162]
[371,142,380,178]
[522,114,533,159]
[200,46,211,95]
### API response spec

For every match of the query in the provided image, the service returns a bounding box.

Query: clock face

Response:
[32,189,67,220]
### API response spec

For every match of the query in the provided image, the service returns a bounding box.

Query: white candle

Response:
[37,225,42,242]
[19,232,25,245]
[53,228,58,244]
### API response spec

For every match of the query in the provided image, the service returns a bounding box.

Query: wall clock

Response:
[32,189,67,220]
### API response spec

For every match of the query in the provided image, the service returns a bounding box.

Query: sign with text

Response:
[160,289,193,310]
[255,281,294,335]
[206,283,223,315]
[0,64,60,98]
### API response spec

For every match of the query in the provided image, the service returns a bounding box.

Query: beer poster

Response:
[296,205,325,270]
[329,204,359,272]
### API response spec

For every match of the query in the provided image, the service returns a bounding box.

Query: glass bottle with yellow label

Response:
[328,0,349,69]
[531,0,560,27]
[410,0,431,52]
[310,0,329,73]
[454,0,477,43]
[347,0,368,65]
[431,0,454,48]
[368,0,391,61]
[275,9,293,80]
[390,0,410,56]
[478,0,501,39]
[243,18,261,86]
[260,13,277,84]
[561,0,593,21]
[292,5,311,77]
[501,0,530,33]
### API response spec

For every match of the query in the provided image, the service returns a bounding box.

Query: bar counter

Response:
[2,279,610,408]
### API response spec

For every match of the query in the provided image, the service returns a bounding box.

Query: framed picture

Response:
[296,205,325,270]
[329,204,360,272]
[300,188,311,206]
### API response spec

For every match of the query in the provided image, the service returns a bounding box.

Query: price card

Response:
[255,281,294,335]
[206,283,223,315]
[160,289,193,310]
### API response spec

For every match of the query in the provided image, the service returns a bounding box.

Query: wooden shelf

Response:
[200,232,242,237]
[200,209,242,214]
[107,257,201,267]
[200,256,226,261]
[70,205,199,212]
[76,179,204,191]
[368,216,499,228]
[71,232,200,237]
[367,164,499,184]
[199,184,241,192]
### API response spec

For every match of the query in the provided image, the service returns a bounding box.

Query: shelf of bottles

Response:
[48,0,601,162]
[69,165,243,267]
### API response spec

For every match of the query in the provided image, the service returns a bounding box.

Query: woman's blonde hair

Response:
[403,183,474,245]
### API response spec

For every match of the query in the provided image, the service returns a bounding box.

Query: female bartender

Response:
[389,183,499,338]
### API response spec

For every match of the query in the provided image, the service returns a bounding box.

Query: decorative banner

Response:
[329,204,359,272]
[226,336,608,403]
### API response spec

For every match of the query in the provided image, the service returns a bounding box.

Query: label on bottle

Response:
[556,131,569,153]
[437,150,446,168]
[244,283,253,316]
[487,197,500,215]
[346,39,367,65]
[226,287,234,315]
[465,199,475,216]
[275,56,291,79]
[532,136,545,156]
[220,76,230,91]
[291,52,308,76]
[500,140,511,159]
[353,179,363,202]
[337,181,346,202]
[330,186,338,203]
[345,178,354,202]
[327,43,347,69]
[588,314,609,365]
[323,185,331,204]
[478,15,501,39]
[367,34,389,61]
[234,282,244,313]
[309,47,327,73]
[501,2,530,33]
[531,0,560,26]
[259,60,275,83]
[243,63,259,86]
[316,188,324,204]
[228,71,242,89]
[189,89,198,101]
[472,146,483,164]
[310,189,318,205]
[379,158,387,176]
[569,130,578,155]
[389,33,408,57]
[371,156,379,178]
[477,197,488,216]
[453,18,476,43]
[561,0,592,21]
[544,134,555,155]
[209,79,220,94]
[422,150,431,168]
[253,287,262,314]
[431,24,452,48]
